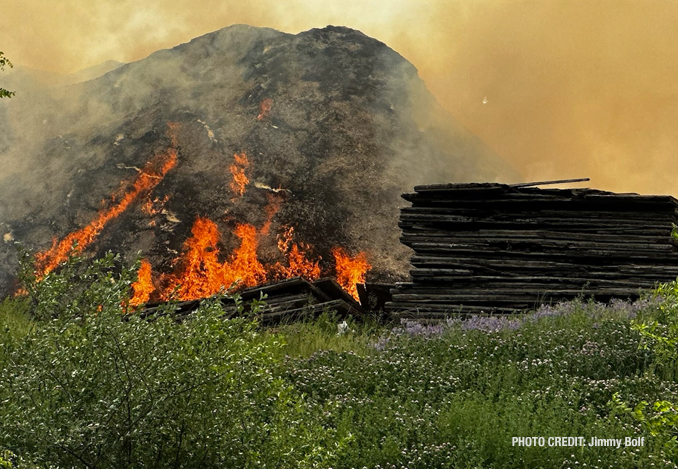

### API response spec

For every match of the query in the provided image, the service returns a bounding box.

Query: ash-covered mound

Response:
[0,25,517,299]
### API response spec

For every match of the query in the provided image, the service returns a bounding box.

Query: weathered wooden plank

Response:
[386,300,537,310]
[405,244,678,260]
[509,178,591,188]
[402,193,678,209]
[403,237,677,252]
[404,242,678,259]
[401,207,677,220]
[409,258,678,279]
[402,232,674,245]
[391,288,640,300]
[404,194,677,206]
[399,214,674,227]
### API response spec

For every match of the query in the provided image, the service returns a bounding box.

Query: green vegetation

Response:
[0,298,31,340]
[612,280,678,459]
[0,52,14,99]
[2,253,678,467]
[267,311,380,359]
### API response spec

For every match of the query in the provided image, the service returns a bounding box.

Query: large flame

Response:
[134,218,370,305]
[159,218,267,301]
[229,152,250,196]
[35,125,179,278]
[129,259,155,306]
[332,247,371,301]
[224,223,268,288]
[169,217,224,300]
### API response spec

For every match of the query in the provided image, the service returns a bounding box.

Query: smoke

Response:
[2,1,678,195]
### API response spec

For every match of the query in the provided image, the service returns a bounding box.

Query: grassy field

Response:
[264,300,676,468]
[1,256,678,468]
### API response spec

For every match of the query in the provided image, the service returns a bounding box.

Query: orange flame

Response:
[275,226,321,281]
[164,217,225,300]
[257,98,272,121]
[282,244,321,280]
[229,152,250,196]
[223,223,268,288]
[35,134,178,278]
[122,138,370,305]
[260,193,283,236]
[129,259,155,306]
[161,218,268,301]
[332,247,371,301]
[137,215,369,303]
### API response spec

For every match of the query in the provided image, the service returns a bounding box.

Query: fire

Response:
[332,247,371,301]
[282,244,321,280]
[35,126,179,278]
[132,215,370,304]
[129,259,155,306]
[229,152,250,196]
[160,218,268,302]
[163,217,225,300]
[260,193,283,236]
[257,98,272,120]
[223,223,267,288]
[275,226,321,281]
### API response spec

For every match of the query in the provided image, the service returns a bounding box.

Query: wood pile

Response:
[141,277,364,324]
[386,182,678,320]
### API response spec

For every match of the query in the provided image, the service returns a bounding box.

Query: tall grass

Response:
[278,299,676,468]
[267,310,383,359]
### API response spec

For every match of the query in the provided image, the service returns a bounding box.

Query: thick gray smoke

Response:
[2,1,677,195]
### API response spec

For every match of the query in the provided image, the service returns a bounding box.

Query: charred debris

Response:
[140,276,364,325]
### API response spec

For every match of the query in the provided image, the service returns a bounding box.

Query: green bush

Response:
[0,252,349,468]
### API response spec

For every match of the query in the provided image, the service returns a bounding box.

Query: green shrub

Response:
[613,280,678,459]
[0,252,348,468]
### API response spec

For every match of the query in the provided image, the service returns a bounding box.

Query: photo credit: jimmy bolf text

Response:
[512,437,646,448]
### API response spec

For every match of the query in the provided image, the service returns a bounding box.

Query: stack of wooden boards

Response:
[386,182,678,319]
[141,277,364,324]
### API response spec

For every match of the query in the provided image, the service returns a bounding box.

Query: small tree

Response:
[0,52,15,99]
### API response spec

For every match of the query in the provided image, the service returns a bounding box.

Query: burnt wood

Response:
[141,276,364,324]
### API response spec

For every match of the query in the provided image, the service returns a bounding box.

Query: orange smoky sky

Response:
[2,0,678,195]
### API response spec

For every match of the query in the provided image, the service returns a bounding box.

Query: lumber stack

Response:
[141,277,364,324]
[386,182,678,319]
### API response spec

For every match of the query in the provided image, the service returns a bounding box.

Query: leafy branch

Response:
[0,51,15,99]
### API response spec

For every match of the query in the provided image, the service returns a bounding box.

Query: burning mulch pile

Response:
[0,24,517,300]
[139,276,364,325]
[387,181,678,319]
